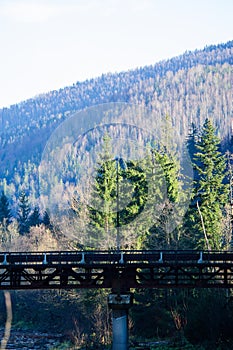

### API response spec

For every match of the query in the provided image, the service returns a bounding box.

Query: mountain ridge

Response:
[1,39,232,116]
[0,39,232,200]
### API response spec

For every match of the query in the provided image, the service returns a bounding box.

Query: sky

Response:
[0,0,232,109]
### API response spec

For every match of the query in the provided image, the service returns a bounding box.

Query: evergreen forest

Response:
[0,40,233,349]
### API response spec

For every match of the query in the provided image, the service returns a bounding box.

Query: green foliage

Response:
[50,341,74,350]
[185,289,233,349]
[29,205,41,227]
[87,134,151,248]
[88,135,117,247]
[151,344,205,350]
[42,210,52,229]
[0,42,233,349]
[119,159,149,226]
[17,190,31,235]
[88,157,150,248]
[1,41,233,205]
[0,190,11,225]
[131,289,174,339]
[146,148,181,249]
[186,119,229,249]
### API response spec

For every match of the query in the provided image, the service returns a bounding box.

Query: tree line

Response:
[0,190,50,234]
[0,118,231,252]
[71,118,230,252]
[0,118,233,349]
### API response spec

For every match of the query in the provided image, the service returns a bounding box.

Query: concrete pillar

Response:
[108,293,133,350]
[112,309,128,350]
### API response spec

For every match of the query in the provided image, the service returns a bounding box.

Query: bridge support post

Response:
[108,293,133,350]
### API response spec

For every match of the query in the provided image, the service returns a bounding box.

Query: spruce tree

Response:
[146,148,181,249]
[0,191,11,225]
[88,135,117,248]
[42,210,52,229]
[120,160,148,226]
[187,119,228,249]
[17,190,31,235]
[146,114,185,248]
[29,206,41,227]
[88,135,150,249]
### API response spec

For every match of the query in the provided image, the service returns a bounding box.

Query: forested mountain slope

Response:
[0,41,233,349]
[0,40,232,198]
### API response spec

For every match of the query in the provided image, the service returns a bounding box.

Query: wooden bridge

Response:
[1,250,233,291]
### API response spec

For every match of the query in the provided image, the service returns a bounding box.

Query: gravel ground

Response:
[0,329,67,349]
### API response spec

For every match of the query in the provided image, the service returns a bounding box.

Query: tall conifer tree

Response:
[88,135,117,248]
[29,206,41,227]
[0,191,11,225]
[146,114,182,248]
[88,135,150,249]
[17,190,31,235]
[186,119,228,249]
[146,148,181,248]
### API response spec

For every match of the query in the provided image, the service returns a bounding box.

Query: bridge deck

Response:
[0,250,233,290]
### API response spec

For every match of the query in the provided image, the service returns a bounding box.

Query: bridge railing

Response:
[1,250,233,266]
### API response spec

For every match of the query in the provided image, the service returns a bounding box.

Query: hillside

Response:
[0,40,233,349]
[0,40,233,201]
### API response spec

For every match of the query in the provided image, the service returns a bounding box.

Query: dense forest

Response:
[0,40,232,195]
[0,41,233,349]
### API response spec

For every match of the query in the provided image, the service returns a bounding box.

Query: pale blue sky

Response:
[0,0,232,108]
